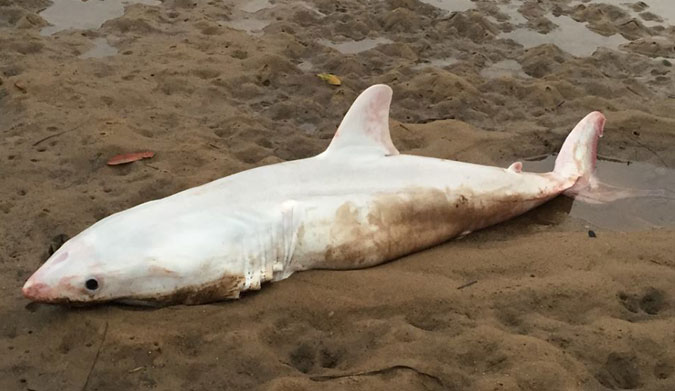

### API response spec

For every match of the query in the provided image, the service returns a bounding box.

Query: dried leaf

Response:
[316,73,341,86]
[14,81,26,92]
[107,151,155,166]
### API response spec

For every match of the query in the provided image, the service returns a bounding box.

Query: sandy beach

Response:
[1,0,674,389]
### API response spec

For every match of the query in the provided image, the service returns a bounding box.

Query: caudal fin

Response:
[553,111,605,199]
[554,111,605,184]
[553,111,668,203]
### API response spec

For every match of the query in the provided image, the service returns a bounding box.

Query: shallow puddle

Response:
[497,0,675,58]
[490,1,527,25]
[480,59,530,79]
[318,37,393,55]
[79,37,118,59]
[221,0,273,34]
[219,18,271,35]
[297,60,314,71]
[501,13,629,57]
[221,1,323,36]
[238,0,273,13]
[413,57,459,70]
[39,0,159,61]
[39,0,160,36]
[419,0,475,13]
[520,155,675,231]
[573,0,675,26]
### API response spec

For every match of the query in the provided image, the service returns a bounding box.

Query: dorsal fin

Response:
[321,84,399,157]
[508,161,523,173]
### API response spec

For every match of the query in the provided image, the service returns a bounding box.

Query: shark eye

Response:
[85,278,99,291]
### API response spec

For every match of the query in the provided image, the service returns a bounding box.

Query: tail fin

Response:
[553,111,605,200]
[553,112,668,203]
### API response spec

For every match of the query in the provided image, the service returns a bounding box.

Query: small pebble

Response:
[588,230,597,238]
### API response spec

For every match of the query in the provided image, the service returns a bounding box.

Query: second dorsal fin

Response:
[321,84,399,157]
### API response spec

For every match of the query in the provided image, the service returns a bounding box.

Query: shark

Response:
[22,84,608,305]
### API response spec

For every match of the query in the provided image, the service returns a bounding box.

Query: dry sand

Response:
[1,0,675,390]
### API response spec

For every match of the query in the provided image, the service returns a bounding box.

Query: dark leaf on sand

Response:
[107,151,155,166]
[14,81,26,92]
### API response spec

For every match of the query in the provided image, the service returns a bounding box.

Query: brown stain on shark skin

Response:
[138,274,246,305]
[35,274,246,306]
[308,187,558,270]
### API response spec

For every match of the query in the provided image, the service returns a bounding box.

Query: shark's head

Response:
[21,232,154,304]
[21,210,245,306]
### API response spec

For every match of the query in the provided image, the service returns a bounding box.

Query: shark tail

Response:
[554,111,605,192]
[553,111,605,202]
[553,111,668,204]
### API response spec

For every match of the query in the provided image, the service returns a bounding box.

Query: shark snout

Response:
[22,278,51,301]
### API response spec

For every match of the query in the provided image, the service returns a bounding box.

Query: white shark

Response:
[22,84,607,305]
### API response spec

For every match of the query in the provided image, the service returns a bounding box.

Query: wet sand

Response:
[1,0,675,390]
